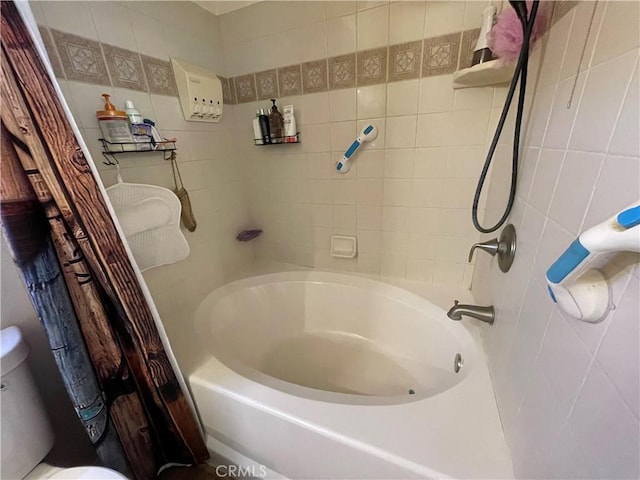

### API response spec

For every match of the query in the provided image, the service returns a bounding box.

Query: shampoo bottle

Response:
[283,105,297,143]
[258,108,271,144]
[253,110,264,145]
[268,99,284,143]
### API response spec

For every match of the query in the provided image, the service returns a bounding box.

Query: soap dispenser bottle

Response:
[268,99,284,144]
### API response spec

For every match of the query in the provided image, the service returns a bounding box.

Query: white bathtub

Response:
[190,271,512,479]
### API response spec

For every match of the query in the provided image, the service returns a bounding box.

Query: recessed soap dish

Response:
[330,235,357,258]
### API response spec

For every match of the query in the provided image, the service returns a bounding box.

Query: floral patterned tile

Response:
[39,27,64,78]
[422,33,461,77]
[388,41,422,82]
[103,44,147,92]
[228,76,238,104]
[51,29,110,85]
[220,77,236,104]
[357,47,388,86]
[278,64,302,97]
[459,29,481,70]
[141,55,177,96]
[234,73,257,103]
[302,59,328,94]
[328,53,356,90]
[255,69,279,100]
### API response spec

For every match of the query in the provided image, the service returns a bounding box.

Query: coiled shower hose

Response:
[472,0,540,234]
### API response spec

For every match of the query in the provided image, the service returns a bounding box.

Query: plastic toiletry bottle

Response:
[124,100,144,125]
[472,5,497,66]
[253,110,264,145]
[268,99,284,144]
[283,105,297,143]
[96,93,134,147]
[258,108,271,144]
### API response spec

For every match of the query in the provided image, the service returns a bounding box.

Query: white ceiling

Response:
[194,1,260,16]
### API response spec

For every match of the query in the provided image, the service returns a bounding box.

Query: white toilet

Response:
[1,326,129,479]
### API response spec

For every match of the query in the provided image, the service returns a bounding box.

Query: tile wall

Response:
[221,0,512,287]
[472,1,640,478]
[29,0,255,373]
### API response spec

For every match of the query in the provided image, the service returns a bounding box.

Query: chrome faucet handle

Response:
[467,224,517,273]
[468,238,500,262]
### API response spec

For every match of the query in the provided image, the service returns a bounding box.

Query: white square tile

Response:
[609,61,640,157]
[382,231,408,254]
[383,179,413,206]
[357,252,381,274]
[538,309,594,418]
[569,361,640,479]
[330,121,357,151]
[449,110,490,146]
[384,149,415,178]
[357,4,389,50]
[424,1,465,37]
[326,14,356,56]
[357,205,383,230]
[329,88,357,122]
[331,179,357,204]
[432,260,464,286]
[407,233,437,259]
[409,207,440,234]
[406,258,435,283]
[453,87,494,111]
[385,115,417,148]
[308,180,332,204]
[548,151,604,235]
[356,150,385,178]
[356,179,383,205]
[543,73,585,149]
[529,149,564,215]
[413,147,447,178]
[411,179,441,208]
[440,179,475,209]
[381,253,407,278]
[591,1,640,66]
[540,423,592,480]
[357,84,387,119]
[596,276,640,420]
[389,1,426,44]
[332,205,357,229]
[310,203,333,227]
[583,155,640,228]
[301,92,330,125]
[307,152,332,179]
[41,0,98,39]
[569,50,638,153]
[90,2,137,50]
[418,75,454,113]
[386,79,420,117]
[327,1,356,18]
[416,113,450,147]
[382,206,410,232]
[558,1,605,81]
[356,118,386,150]
[357,228,382,253]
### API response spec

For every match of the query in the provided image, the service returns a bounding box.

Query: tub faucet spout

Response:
[447,300,495,325]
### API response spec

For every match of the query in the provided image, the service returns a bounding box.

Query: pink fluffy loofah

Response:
[487,1,551,65]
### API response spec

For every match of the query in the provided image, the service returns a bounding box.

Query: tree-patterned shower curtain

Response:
[0,2,209,478]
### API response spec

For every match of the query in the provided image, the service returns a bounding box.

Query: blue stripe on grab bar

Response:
[617,205,640,229]
[546,239,590,284]
[344,140,360,159]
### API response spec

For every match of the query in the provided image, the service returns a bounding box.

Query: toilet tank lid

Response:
[0,326,29,376]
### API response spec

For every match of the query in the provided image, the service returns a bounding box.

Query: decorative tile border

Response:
[51,29,109,85]
[42,12,566,105]
[329,54,356,90]
[302,59,328,94]
[278,64,302,97]
[255,69,279,100]
[358,47,388,86]
[459,29,481,71]
[422,33,460,77]
[103,44,147,92]
[234,73,257,103]
[389,41,422,82]
[39,26,64,79]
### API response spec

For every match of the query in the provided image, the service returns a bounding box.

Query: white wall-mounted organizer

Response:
[330,235,357,258]
[546,203,640,323]
[171,58,223,123]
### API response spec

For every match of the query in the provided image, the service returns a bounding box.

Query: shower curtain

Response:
[0,2,208,478]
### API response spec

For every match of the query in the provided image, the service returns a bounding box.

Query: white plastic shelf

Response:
[452,60,516,89]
